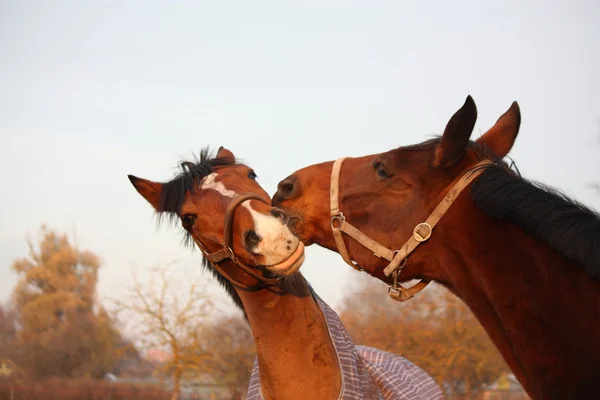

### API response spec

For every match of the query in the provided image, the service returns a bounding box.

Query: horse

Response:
[272,96,600,400]
[128,146,443,400]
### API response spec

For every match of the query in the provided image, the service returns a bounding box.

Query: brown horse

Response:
[128,147,442,399]
[129,147,341,400]
[272,96,600,400]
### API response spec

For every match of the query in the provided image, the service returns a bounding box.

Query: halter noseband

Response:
[193,193,283,290]
[330,157,493,302]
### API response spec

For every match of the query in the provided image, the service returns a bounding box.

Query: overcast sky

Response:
[1,0,599,314]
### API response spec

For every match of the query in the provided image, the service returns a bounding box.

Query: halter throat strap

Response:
[330,157,493,302]
[196,193,283,290]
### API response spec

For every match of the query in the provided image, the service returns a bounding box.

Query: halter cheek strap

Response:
[330,157,493,302]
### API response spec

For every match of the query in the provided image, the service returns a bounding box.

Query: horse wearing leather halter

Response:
[273,96,600,399]
[330,156,493,301]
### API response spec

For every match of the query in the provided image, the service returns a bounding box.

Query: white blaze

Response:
[200,173,236,198]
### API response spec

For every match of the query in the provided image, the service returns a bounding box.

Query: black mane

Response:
[404,137,600,279]
[471,164,600,279]
[155,147,246,314]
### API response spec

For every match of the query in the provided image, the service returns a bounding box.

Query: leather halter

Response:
[193,193,283,290]
[330,157,493,302]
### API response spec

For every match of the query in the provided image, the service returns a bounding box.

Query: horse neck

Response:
[433,199,600,399]
[233,272,341,400]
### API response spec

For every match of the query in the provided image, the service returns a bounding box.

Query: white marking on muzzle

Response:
[242,202,299,266]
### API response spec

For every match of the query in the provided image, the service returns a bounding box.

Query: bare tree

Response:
[195,314,256,397]
[112,266,219,400]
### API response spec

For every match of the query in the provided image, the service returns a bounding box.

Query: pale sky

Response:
[1,0,599,315]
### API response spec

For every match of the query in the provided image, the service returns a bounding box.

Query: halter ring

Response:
[330,213,345,230]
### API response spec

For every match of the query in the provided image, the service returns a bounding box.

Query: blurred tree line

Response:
[338,277,510,397]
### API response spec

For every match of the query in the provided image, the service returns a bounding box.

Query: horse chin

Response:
[278,252,305,276]
[296,231,314,246]
[266,242,306,276]
[290,234,312,247]
[287,221,316,247]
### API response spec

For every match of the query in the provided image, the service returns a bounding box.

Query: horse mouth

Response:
[267,242,305,276]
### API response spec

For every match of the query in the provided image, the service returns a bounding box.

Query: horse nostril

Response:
[270,208,289,223]
[275,177,296,201]
[244,230,262,250]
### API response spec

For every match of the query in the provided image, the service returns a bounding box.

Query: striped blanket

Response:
[246,289,444,399]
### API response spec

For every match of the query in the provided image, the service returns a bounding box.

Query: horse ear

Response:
[476,101,521,158]
[128,175,163,210]
[433,95,478,167]
[216,146,235,163]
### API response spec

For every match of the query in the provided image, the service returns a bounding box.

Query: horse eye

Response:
[181,214,197,230]
[248,170,258,180]
[374,163,389,178]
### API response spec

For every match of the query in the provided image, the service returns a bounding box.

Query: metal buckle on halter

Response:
[413,222,432,242]
[225,246,236,261]
[330,212,345,230]
[388,257,412,302]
